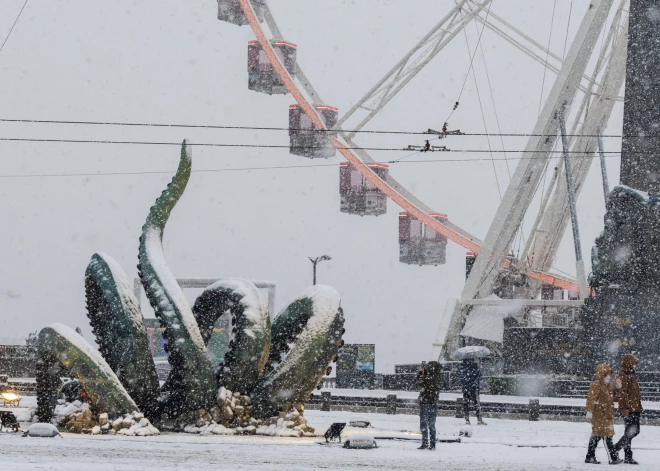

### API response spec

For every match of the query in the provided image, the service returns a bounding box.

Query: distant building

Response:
[143,317,230,368]
[335,344,375,389]
[0,337,34,378]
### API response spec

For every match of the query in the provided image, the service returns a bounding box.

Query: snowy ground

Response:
[2,406,660,470]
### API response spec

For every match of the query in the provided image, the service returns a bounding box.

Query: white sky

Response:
[0,0,624,372]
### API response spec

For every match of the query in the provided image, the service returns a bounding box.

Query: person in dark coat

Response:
[614,354,643,464]
[415,361,442,450]
[585,363,622,464]
[460,359,486,425]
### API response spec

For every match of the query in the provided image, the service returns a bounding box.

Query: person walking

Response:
[460,359,486,425]
[585,363,622,464]
[415,361,442,450]
[614,354,642,464]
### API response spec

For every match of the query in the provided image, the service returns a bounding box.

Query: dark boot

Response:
[586,436,600,463]
[418,444,428,450]
[605,437,623,464]
[624,455,638,465]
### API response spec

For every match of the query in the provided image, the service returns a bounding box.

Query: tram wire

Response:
[444,1,493,125]
[562,0,575,60]
[458,6,501,199]
[0,149,639,179]
[0,0,28,55]
[0,118,640,139]
[0,136,645,154]
[537,0,558,117]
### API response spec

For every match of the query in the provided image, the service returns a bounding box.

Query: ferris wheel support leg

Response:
[460,0,613,302]
[522,17,627,279]
[434,0,614,355]
[558,108,589,299]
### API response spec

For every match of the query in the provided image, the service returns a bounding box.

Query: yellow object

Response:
[1,392,21,407]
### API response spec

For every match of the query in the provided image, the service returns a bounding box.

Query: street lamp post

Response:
[309,255,331,285]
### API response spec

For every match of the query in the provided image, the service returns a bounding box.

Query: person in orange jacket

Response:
[585,363,622,464]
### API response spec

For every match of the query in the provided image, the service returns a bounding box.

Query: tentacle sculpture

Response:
[193,278,271,394]
[36,324,138,422]
[36,139,347,427]
[251,286,344,418]
[84,252,161,421]
[137,141,216,417]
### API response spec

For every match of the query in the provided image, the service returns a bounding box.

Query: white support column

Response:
[462,0,613,303]
[597,130,610,205]
[558,109,589,299]
[435,0,614,360]
[523,17,627,275]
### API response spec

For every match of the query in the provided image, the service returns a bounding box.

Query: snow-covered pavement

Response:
[2,409,660,470]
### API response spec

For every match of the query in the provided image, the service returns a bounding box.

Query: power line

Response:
[538,0,558,117]
[0,136,643,153]
[562,0,574,60]
[0,118,642,139]
[445,1,494,124]
[0,152,634,179]
[459,6,501,199]
[0,0,28,55]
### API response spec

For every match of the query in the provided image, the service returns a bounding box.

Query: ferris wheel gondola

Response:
[248,40,297,95]
[339,163,389,216]
[217,0,265,26]
[215,0,615,301]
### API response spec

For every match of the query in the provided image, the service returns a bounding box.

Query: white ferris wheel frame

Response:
[234,0,628,360]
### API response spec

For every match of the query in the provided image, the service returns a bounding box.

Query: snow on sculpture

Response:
[36,324,138,421]
[137,141,216,418]
[85,252,161,420]
[35,140,345,433]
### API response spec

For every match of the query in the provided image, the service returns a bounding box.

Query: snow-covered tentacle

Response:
[84,252,160,421]
[137,141,216,417]
[250,286,345,418]
[193,278,271,394]
[36,324,139,422]
[262,297,314,374]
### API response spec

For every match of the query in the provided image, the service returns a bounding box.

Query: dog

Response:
[324,422,346,443]
[0,411,20,432]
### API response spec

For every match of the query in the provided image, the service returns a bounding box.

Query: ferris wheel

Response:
[215,0,629,359]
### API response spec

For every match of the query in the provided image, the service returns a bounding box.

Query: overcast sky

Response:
[0,1,624,371]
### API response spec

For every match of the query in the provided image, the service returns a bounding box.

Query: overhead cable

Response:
[0,118,640,139]
[0,0,28,55]
[0,152,637,179]
[0,136,642,153]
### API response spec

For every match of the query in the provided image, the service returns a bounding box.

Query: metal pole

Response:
[597,129,610,205]
[558,108,589,299]
[312,260,317,286]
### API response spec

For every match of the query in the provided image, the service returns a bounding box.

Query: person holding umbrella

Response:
[461,359,486,425]
[452,346,490,426]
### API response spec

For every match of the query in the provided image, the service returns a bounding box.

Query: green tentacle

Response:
[251,286,344,418]
[36,324,138,422]
[84,252,160,421]
[137,140,215,418]
[193,278,271,394]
